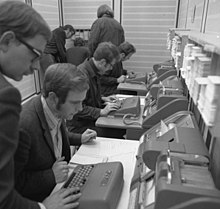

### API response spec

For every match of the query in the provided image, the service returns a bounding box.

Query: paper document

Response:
[70,137,138,165]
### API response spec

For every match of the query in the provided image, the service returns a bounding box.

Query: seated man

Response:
[14,63,97,202]
[100,41,136,96]
[66,42,125,138]
[66,37,90,66]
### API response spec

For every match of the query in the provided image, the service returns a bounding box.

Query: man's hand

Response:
[127,71,136,79]
[52,157,69,183]
[117,75,126,83]
[43,187,81,209]
[100,102,121,116]
[81,129,97,143]
[102,95,117,103]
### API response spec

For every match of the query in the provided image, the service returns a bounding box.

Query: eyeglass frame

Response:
[16,37,42,62]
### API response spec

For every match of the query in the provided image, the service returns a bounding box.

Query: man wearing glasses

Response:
[0,2,82,209]
[66,42,126,139]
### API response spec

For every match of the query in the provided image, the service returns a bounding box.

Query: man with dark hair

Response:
[14,63,96,202]
[39,25,75,87]
[0,1,81,209]
[66,37,90,66]
[88,4,125,56]
[67,42,126,138]
[100,41,136,96]
[44,25,75,63]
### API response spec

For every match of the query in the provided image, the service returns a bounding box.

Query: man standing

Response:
[39,25,75,87]
[0,1,82,209]
[88,4,125,56]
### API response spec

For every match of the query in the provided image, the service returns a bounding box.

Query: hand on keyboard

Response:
[100,102,121,116]
[52,156,69,183]
[43,187,81,209]
[102,95,117,103]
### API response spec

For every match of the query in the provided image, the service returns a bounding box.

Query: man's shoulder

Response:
[21,95,41,120]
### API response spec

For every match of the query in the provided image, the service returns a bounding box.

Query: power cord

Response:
[122,113,142,126]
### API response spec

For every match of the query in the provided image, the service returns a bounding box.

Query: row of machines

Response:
[128,110,220,209]
[61,62,220,209]
[109,64,189,132]
[124,63,220,209]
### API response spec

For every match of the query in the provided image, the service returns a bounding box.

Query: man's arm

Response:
[54,30,66,62]
[88,20,101,56]
[0,86,40,209]
[14,128,56,202]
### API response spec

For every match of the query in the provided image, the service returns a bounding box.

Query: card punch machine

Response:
[142,78,188,130]
[108,96,141,118]
[125,65,176,88]
[128,111,220,209]
[63,161,124,209]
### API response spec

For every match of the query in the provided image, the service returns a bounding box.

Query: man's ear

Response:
[121,53,126,60]
[48,92,59,107]
[99,58,107,67]
[0,31,16,51]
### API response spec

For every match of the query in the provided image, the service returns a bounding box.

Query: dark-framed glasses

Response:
[17,37,42,61]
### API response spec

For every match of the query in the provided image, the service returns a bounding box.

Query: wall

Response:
[122,0,177,73]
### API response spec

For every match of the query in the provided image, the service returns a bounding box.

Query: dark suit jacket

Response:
[100,62,127,96]
[66,46,90,66]
[14,95,82,202]
[0,72,39,209]
[88,15,125,56]
[67,58,103,133]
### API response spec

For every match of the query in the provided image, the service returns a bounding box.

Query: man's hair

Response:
[62,24,75,34]
[0,1,51,41]
[42,63,89,106]
[74,37,85,46]
[97,4,114,18]
[119,41,136,56]
[93,42,120,64]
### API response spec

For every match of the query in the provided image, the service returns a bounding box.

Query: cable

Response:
[122,113,142,126]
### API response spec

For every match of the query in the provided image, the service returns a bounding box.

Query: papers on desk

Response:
[71,137,138,165]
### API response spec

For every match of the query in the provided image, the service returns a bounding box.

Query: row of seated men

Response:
[14,41,139,202]
[15,40,176,203]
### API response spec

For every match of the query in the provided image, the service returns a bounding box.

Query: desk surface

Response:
[52,137,139,209]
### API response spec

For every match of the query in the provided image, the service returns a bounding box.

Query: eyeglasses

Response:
[108,62,115,69]
[17,37,42,62]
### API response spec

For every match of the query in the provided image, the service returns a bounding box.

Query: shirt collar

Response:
[41,96,61,131]
[89,58,101,78]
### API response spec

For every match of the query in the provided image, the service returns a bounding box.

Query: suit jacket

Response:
[100,62,127,96]
[0,72,39,209]
[66,58,103,133]
[14,95,82,202]
[66,46,90,66]
[88,15,125,56]
[44,27,66,62]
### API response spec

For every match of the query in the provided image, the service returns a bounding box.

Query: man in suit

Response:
[39,24,75,89]
[0,1,84,209]
[100,41,136,96]
[88,4,125,56]
[67,42,126,138]
[14,63,96,202]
